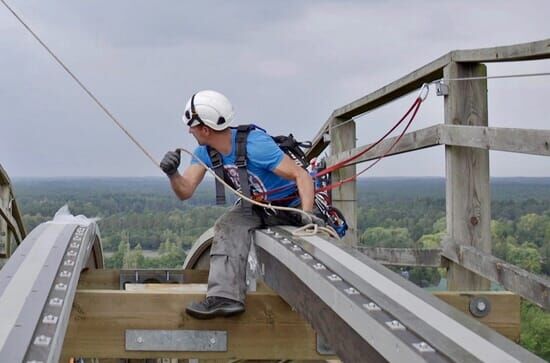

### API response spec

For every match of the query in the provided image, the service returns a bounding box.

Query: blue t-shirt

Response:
[191,128,298,202]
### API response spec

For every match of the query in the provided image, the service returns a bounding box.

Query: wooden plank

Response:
[326,124,441,166]
[433,291,520,342]
[330,118,357,246]
[77,269,210,289]
[307,54,450,159]
[442,238,550,311]
[452,38,550,63]
[357,247,442,267]
[62,289,329,360]
[440,125,550,156]
[444,62,491,291]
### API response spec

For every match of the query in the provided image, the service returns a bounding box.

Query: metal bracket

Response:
[126,330,227,352]
[435,81,449,96]
[120,269,185,289]
[316,334,335,355]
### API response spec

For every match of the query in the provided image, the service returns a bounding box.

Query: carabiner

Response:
[418,83,429,102]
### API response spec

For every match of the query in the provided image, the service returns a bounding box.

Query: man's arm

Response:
[273,155,314,212]
[169,164,207,200]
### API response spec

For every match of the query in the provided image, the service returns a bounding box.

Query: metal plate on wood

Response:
[126,330,227,352]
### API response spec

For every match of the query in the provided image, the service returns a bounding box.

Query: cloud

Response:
[0,0,549,177]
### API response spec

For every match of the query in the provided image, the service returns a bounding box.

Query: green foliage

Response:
[521,301,550,360]
[360,227,413,248]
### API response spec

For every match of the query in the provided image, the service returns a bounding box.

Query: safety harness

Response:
[206,124,348,236]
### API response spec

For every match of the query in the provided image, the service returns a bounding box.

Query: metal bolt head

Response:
[137,336,143,344]
[210,337,216,344]
[43,314,58,324]
[477,301,487,311]
[34,335,51,346]
[364,302,381,311]
[313,263,326,270]
[49,297,63,306]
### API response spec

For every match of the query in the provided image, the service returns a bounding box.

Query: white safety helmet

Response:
[183,90,234,131]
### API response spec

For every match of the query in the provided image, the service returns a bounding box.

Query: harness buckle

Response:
[235,155,247,168]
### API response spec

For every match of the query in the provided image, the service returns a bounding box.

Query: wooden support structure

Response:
[444,61,491,291]
[327,124,550,166]
[330,118,357,245]
[442,238,550,311]
[61,284,331,361]
[433,291,520,342]
[440,124,550,156]
[357,247,442,267]
[62,282,520,361]
[307,38,550,160]
[327,125,441,166]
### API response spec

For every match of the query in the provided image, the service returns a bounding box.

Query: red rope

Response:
[253,95,424,201]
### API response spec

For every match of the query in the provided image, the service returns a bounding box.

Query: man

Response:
[160,90,323,319]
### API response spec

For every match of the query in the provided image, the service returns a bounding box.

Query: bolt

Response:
[210,337,216,344]
[470,216,479,225]
[137,336,143,344]
[477,301,487,311]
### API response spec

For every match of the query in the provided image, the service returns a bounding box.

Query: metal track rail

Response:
[0,220,102,363]
[254,226,543,363]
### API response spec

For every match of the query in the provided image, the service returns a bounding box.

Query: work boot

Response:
[186,296,245,319]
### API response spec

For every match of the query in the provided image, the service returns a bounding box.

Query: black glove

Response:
[160,150,181,177]
[300,211,326,227]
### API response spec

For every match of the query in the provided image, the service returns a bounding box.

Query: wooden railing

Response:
[0,164,26,261]
[307,38,550,310]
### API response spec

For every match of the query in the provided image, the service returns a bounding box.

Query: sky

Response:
[1,0,549,178]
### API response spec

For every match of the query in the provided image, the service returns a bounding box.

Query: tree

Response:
[506,243,542,274]
[360,227,413,248]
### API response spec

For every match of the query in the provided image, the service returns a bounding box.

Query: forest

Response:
[11,176,550,360]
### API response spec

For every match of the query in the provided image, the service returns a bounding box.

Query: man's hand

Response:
[300,211,326,227]
[160,150,181,177]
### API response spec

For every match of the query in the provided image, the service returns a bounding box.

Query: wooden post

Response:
[444,62,491,290]
[330,117,357,246]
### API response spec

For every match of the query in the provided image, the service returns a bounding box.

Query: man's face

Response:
[188,125,209,145]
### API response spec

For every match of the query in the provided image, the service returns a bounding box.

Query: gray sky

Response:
[1,0,549,177]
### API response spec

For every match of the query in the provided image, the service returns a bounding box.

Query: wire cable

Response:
[432,72,550,83]
[0,0,160,167]
[1,0,340,238]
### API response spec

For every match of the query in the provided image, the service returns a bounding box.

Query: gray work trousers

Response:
[207,203,299,303]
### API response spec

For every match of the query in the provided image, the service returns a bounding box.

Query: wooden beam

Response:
[440,125,550,156]
[307,38,550,160]
[326,124,441,166]
[444,62,491,291]
[307,54,449,159]
[62,286,330,360]
[433,291,520,342]
[442,238,550,311]
[452,38,550,63]
[330,118,357,245]
[357,247,442,267]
